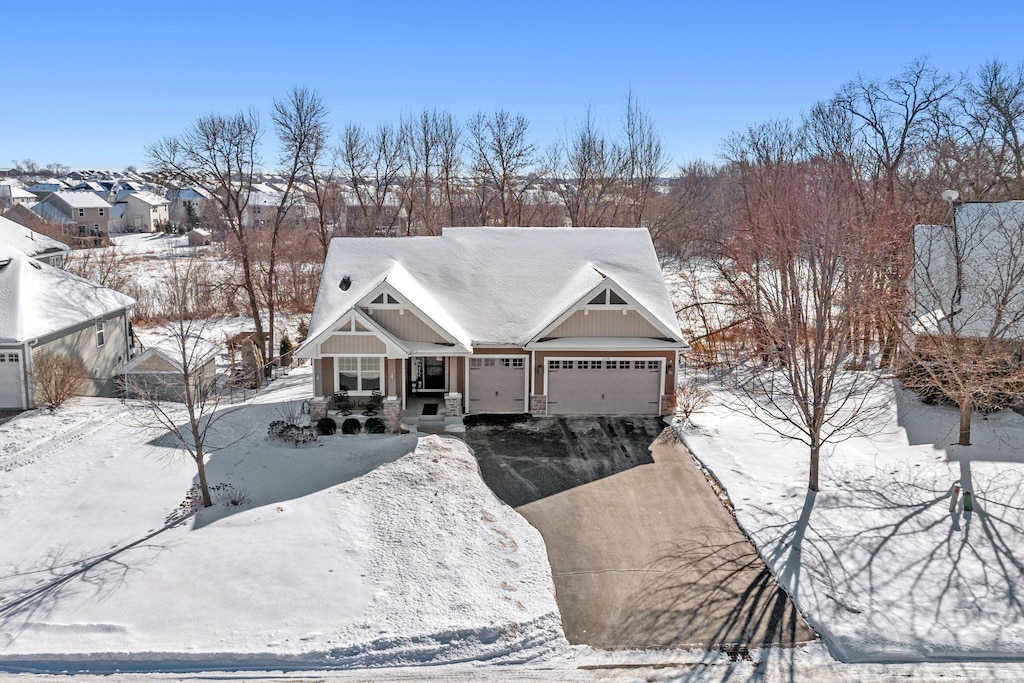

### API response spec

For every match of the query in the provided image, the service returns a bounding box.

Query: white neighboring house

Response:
[167,186,212,227]
[0,182,37,209]
[913,201,1024,340]
[115,191,170,233]
[0,215,71,268]
[0,246,135,409]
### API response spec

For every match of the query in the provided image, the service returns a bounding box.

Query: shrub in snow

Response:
[365,417,386,434]
[213,483,251,507]
[342,417,361,434]
[268,419,319,447]
[676,383,711,423]
[317,416,337,435]
[32,350,88,408]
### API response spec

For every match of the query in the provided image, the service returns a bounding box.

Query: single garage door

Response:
[469,356,527,413]
[547,358,661,415]
[0,351,25,409]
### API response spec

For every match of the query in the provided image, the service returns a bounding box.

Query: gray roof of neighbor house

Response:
[305,227,686,349]
[0,215,70,259]
[0,246,135,343]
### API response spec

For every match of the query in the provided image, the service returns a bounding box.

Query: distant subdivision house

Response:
[298,227,688,416]
[0,246,135,409]
[34,191,112,245]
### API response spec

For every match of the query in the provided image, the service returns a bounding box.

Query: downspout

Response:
[23,340,35,409]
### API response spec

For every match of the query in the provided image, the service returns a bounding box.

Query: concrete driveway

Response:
[464,416,816,651]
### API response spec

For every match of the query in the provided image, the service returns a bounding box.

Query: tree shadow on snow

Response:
[0,521,183,643]
[751,461,1024,664]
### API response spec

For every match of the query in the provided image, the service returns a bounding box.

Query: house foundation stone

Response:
[530,394,548,415]
[660,394,675,417]
[309,397,329,422]
[383,397,402,430]
[444,392,462,417]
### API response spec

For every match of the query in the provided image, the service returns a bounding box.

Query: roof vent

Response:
[339,276,351,291]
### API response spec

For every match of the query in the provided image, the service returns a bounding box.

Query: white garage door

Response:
[547,359,661,415]
[0,351,25,409]
[469,356,527,413]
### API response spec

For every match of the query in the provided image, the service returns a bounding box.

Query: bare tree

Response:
[550,107,624,227]
[622,92,669,229]
[124,256,248,507]
[147,111,267,363]
[339,122,405,235]
[904,202,1024,445]
[265,87,330,364]
[719,122,887,491]
[467,110,541,226]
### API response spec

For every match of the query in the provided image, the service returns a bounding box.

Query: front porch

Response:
[401,394,465,434]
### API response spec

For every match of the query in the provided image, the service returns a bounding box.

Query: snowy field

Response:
[0,367,567,671]
[679,380,1024,664]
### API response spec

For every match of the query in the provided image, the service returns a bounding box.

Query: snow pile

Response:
[0,373,566,672]
[678,381,1024,663]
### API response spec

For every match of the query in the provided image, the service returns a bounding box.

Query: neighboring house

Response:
[167,186,211,227]
[0,246,135,409]
[913,201,1024,341]
[68,181,110,201]
[0,182,37,209]
[116,191,170,232]
[297,227,688,416]
[118,339,217,403]
[0,215,71,268]
[37,191,111,242]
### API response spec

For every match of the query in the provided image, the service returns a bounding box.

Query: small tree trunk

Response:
[958,402,972,446]
[195,448,213,507]
[808,444,820,492]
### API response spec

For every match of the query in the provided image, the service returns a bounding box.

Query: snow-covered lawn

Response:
[679,380,1024,663]
[0,367,566,670]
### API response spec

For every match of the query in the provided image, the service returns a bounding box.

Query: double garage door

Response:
[547,358,661,415]
[0,351,25,409]
[469,356,527,413]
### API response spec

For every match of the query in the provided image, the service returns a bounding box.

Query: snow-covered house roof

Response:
[303,227,686,350]
[29,201,74,224]
[0,246,135,343]
[0,215,70,259]
[118,337,218,375]
[49,191,111,209]
[123,191,170,207]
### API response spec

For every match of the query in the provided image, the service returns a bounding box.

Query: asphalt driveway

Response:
[463,416,816,651]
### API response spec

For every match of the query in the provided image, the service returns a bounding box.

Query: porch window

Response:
[337,356,381,392]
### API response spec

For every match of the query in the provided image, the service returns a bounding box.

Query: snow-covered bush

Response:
[268,419,319,447]
[365,417,386,434]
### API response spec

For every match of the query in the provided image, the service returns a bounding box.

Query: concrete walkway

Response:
[467,418,816,651]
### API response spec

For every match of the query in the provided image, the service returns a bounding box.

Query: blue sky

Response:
[2,1,1023,171]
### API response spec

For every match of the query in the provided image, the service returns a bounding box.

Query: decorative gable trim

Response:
[358,280,463,347]
[296,308,410,359]
[530,275,682,343]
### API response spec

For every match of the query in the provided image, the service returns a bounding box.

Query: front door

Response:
[422,356,446,391]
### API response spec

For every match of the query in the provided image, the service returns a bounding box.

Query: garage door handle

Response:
[601,393,605,400]
[495,391,499,396]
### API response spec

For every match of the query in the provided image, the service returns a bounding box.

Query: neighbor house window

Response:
[336,356,381,392]
[78,208,85,217]
[99,208,104,216]
[96,321,105,347]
